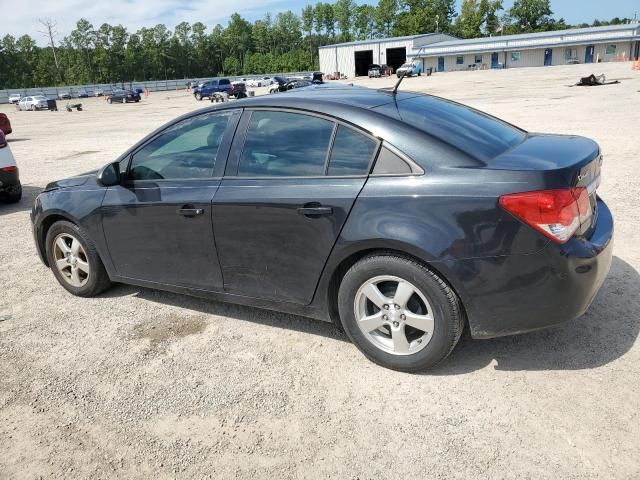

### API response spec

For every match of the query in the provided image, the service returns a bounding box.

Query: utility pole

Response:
[38,18,62,84]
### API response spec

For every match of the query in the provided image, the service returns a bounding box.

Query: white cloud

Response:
[0,0,287,44]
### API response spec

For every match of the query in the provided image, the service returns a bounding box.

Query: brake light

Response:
[0,131,5,148]
[499,188,590,244]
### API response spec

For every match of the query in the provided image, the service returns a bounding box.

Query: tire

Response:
[338,253,464,372]
[122,98,126,104]
[45,220,112,297]
[108,98,113,104]
[4,182,21,203]
[195,93,202,101]
[30,105,35,111]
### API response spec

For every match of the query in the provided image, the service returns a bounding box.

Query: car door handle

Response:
[297,205,333,217]
[177,206,204,217]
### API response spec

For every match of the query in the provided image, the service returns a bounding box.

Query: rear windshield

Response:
[375,95,525,161]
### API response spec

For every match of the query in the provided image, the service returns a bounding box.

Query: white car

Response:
[8,94,21,104]
[247,76,274,87]
[0,130,21,203]
[18,95,49,111]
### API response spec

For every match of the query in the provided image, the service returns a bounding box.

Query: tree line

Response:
[0,0,634,89]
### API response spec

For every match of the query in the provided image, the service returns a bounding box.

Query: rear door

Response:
[212,109,380,304]
[101,109,240,290]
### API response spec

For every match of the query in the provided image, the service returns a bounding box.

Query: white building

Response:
[319,33,457,77]
[320,24,640,77]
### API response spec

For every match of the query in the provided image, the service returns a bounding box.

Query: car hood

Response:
[44,172,95,192]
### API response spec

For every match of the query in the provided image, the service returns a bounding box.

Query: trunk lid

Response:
[492,133,602,236]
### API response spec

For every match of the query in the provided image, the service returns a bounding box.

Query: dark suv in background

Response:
[193,79,233,100]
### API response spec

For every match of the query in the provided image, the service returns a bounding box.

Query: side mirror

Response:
[97,161,121,187]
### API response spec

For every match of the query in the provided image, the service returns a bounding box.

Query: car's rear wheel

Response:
[338,254,464,372]
[45,221,112,297]
[195,93,202,101]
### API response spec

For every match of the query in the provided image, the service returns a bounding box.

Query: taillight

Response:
[499,188,590,244]
[1,166,17,172]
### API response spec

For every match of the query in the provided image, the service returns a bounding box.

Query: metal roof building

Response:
[319,33,457,78]
[412,23,640,72]
[320,24,640,77]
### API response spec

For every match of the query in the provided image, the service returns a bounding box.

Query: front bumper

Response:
[452,198,614,339]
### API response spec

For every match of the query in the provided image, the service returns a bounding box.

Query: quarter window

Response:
[129,111,231,180]
[238,111,334,177]
[327,126,378,176]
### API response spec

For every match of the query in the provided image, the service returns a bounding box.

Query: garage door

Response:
[386,47,406,71]
[354,50,373,76]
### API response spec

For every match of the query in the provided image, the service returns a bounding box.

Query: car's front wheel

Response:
[338,254,464,372]
[195,93,202,101]
[45,220,112,297]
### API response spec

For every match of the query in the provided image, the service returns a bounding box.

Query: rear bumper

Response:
[453,198,614,339]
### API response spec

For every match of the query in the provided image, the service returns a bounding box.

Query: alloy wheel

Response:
[52,233,90,287]
[354,275,435,355]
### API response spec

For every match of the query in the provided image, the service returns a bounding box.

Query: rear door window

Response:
[237,111,334,177]
[327,125,378,176]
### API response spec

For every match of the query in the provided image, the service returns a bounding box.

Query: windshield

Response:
[33,96,47,100]
[374,95,526,161]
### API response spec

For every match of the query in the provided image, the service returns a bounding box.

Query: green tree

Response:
[508,0,553,32]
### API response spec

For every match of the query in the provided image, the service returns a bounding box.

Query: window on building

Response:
[511,51,521,62]
[606,44,617,55]
[474,54,482,64]
[456,56,464,65]
[565,48,578,60]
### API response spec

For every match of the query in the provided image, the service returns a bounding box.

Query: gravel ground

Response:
[1,63,639,479]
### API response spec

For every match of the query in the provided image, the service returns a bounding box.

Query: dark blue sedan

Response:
[30,87,613,371]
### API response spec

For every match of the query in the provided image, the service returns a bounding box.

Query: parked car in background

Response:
[268,76,291,93]
[229,81,247,99]
[18,95,49,111]
[247,76,274,87]
[368,64,382,78]
[193,79,233,100]
[396,62,422,77]
[30,87,613,372]
[0,130,21,203]
[94,89,105,97]
[58,91,72,100]
[107,90,141,104]
[0,114,12,135]
[75,90,89,98]
[8,94,21,104]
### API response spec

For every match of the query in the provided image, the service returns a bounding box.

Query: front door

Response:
[437,56,445,72]
[544,48,553,66]
[585,45,594,63]
[101,110,239,290]
[491,52,499,68]
[213,110,379,304]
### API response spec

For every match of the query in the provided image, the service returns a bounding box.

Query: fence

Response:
[0,72,316,104]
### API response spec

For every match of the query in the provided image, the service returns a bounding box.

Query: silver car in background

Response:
[8,94,21,104]
[18,95,49,111]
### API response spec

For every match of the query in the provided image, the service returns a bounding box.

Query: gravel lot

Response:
[1,63,639,479]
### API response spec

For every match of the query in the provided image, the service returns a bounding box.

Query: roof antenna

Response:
[392,71,407,96]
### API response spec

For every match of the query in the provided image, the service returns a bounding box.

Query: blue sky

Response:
[1,0,638,43]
